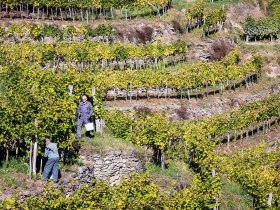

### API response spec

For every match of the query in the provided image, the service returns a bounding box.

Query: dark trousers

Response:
[43,157,59,182]
[77,117,89,138]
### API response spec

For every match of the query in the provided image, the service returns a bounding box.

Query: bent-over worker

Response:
[43,138,59,183]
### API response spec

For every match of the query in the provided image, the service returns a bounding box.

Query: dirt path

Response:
[0,164,77,201]
[105,79,280,120]
[217,125,280,155]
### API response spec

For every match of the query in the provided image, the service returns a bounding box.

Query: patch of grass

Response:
[60,158,84,172]
[172,0,194,10]
[205,0,245,8]
[0,158,29,190]
[146,160,194,193]
[220,178,253,210]
[172,0,245,11]
[0,157,28,174]
[250,76,278,94]
[240,42,280,53]
[146,160,193,178]
[0,174,28,190]
[188,27,203,36]
[80,131,144,156]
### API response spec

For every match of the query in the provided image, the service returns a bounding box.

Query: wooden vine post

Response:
[125,9,128,22]
[165,82,168,99]
[227,133,230,150]
[92,86,103,134]
[15,142,19,159]
[39,158,43,174]
[161,150,165,171]
[267,192,273,206]
[92,86,96,100]
[69,84,77,135]
[32,118,38,177]
[68,84,74,96]
[32,140,37,176]
[129,80,132,103]
[92,86,97,133]
[212,168,218,210]
[29,141,33,178]
[6,147,9,163]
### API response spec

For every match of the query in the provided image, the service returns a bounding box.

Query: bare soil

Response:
[105,79,280,121]
[0,18,180,44]
[225,1,265,32]
[217,125,280,155]
[0,167,77,201]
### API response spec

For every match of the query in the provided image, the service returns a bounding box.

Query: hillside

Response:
[0,0,279,209]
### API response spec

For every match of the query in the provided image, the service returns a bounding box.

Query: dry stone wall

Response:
[75,150,145,187]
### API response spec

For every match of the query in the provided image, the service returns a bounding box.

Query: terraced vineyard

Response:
[0,0,279,209]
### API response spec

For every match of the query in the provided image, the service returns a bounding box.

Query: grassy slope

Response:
[220,178,253,209]
[1,0,278,207]
[0,158,29,192]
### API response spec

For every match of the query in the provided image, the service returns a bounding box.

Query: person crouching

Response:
[43,138,59,183]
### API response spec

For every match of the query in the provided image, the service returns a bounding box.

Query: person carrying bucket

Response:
[77,95,93,138]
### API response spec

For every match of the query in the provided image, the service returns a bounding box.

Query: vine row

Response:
[0,0,171,21]
[0,40,186,70]
[0,23,115,42]
[185,0,226,36]
[220,144,280,208]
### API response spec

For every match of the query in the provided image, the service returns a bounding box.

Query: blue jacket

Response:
[44,142,59,159]
[78,101,93,119]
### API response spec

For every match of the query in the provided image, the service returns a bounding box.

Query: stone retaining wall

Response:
[75,150,145,187]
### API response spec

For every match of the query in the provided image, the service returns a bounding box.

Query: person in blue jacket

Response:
[43,138,59,183]
[77,95,93,138]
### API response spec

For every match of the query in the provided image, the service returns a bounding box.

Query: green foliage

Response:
[204,7,226,27]
[80,131,142,154]
[186,0,206,21]
[0,23,117,41]
[106,110,183,151]
[62,26,77,40]
[0,173,221,209]
[185,0,226,31]
[0,40,186,67]
[105,93,280,172]
[0,50,257,96]
[105,110,132,139]
[220,144,280,208]
[0,65,77,153]
[270,0,280,19]
[244,12,280,41]
[85,24,115,37]
[0,27,4,37]
[0,157,29,174]
[0,158,29,191]
[40,24,62,38]
[220,178,253,209]
[1,0,171,21]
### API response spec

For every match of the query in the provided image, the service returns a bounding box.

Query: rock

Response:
[104,160,111,165]
[95,160,103,165]
[74,149,145,186]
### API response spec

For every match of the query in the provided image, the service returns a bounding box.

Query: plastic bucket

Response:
[85,122,94,131]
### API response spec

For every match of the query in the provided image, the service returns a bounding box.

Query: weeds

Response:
[0,158,29,190]
[145,160,193,179]
[220,178,253,209]
[80,131,144,156]
[0,157,28,174]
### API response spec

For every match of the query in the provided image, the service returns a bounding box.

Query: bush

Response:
[208,39,235,61]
